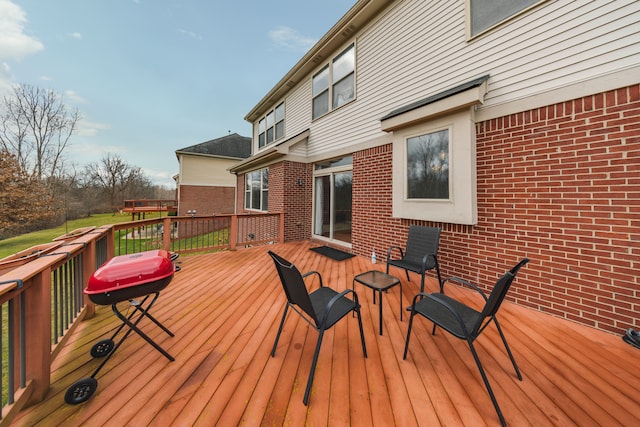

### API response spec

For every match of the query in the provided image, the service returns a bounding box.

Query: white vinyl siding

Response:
[255,0,640,158]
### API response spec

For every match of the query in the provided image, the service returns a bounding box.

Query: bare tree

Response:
[84,154,150,211]
[0,84,80,180]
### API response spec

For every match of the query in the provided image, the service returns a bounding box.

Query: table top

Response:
[354,270,400,291]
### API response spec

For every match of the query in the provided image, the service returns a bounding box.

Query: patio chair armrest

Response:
[321,289,358,326]
[386,245,404,260]
[409,292,472,336]
[302,270,324,287]
[420,253,439,268]
[442,276,488,302]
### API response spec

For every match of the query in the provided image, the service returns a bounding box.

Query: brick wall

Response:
[236,161,312,241]
[269,161,313,241]
[351,85,640,334]
[178,185,236,215]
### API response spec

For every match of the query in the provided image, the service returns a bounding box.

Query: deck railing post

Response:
[279,212,285,243]
[163,217,172,251]
[23,269,52,404]
[230,214,238,250]
[82,237,97,319]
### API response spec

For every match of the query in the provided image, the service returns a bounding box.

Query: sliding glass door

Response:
[313,156,352,244]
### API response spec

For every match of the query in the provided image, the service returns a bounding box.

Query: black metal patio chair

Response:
[268,250,367,405]
[386,225,443,293]
[403,258,529,427]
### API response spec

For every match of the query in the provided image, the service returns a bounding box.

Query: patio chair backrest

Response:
[477,258,530,332]
[268,251,318,324]
[404,226,440,267]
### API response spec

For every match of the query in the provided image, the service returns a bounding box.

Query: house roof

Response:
[175,133,252,159]
[229,129,310,174]
[381,75,490,121]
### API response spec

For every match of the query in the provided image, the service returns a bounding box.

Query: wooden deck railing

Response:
[0,212,283,425]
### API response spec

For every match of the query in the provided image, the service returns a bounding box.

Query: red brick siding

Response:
[236,161,312,241]
[178,185,236,215]
[351,85,640,334]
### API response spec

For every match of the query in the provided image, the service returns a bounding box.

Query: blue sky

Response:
[0,0,354,187]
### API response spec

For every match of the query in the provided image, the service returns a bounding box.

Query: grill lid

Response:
[85,250,174,295]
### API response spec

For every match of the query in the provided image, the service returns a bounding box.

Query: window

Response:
[469,0,543,37]
[312,43,355,119]
[258,102,284,149]
[406,130,450,200]
[391,110,477,225]
[245,168,268,211]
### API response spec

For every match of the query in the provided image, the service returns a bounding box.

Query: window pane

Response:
[266,110,274,127]
[332,73,354,109]
[258,133,265,148]
[275,103,284,121]
[315,155,353,170]
[266,127,274,143]
[258,118,265,132]
[251,171,261,209]
[262,168,269,189]
[333,45,354,82]
[275,121,284,140]
[262,190,268,211]
[470,0,540,36]
[312,66,329,96]
[313,90,329,119]
[406,130,449,199]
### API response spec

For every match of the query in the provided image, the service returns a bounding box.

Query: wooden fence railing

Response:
[0,212,283,425]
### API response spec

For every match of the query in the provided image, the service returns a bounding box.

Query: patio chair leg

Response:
[304,330,325,405]
[271,304,290,357]
[403,309,417,359]
[355,305,368,357]
[468,340,507,427]
[494,318,522,380]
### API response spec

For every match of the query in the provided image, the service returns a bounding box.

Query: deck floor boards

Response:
[13,241,640,426]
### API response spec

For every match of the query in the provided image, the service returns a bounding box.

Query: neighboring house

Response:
[230,0,640,333]
[176,133,251,215]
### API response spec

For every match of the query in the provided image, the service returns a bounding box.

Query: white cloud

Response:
[65,89,86,104]
[0,0,44,61]
[178,29,203,41]
[268,26,317,52]
[75,118,110,137]
[67,32,82,40]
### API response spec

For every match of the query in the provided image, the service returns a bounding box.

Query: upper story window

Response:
[258,102,284,149]
[469,0,543,37]
[312,43,355,120]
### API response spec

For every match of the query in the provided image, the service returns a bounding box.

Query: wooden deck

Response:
[13,241,640,426]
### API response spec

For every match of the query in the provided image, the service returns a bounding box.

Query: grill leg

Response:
[129,298,174,337]
[111,292,175,361]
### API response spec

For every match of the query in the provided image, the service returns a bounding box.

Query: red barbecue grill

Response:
[65,249,180,405]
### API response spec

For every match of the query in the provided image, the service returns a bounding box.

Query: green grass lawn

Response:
[0,213,155,259]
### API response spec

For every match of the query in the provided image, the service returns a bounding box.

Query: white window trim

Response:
[312,43,356,120]
[245,168,268,212]
[392,109,477,225]
[257,102,285,150]
[466,0,547,40]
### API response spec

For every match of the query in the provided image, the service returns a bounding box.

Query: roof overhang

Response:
[380,75,490,132]
[229,129,310,174]
[244,0,394,123]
